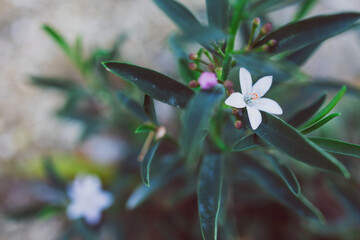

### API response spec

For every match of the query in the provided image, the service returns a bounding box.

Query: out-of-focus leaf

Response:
[206,0,229,31]
[43,157,66,191]
[254,13,360,54]
[293,0,319,21]
[181,86,225,160]
[143,95,158,124]
[287,92,326,127]
[198,154,223,240]
[233,54,297,83]
[250,0,301,15]
[141,141,161,187]
[31,76,80,92]
[239,155,324,222]
[42,24,71,58]
[250,112,350,177]
[285,42,321,65]
[310,137,360,158]
[117,91,150,122]
[301,86,346,129]
[301,113,341,134]
[232,134,261,151]
[135,124,156,134]
[265,154,300,196]
[73,35,83,71]
[104,62,194,108]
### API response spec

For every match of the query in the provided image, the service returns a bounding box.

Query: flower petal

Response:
[246,106,262,130]
[251,76,272,97]
[225,92,246,108]
[239,68,252,94]
[254,98,283,115]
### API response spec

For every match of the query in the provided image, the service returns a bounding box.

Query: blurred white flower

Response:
[225,68,282,130]
[66,174,113,225]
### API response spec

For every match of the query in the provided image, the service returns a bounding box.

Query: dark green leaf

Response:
[206,0,229,31]
[250,0,301,15]
[135,124,157,134]
[240,156,324,222]
[301,113,341,134]
[141,141,161,186]
[144,95,158,124]
[293,0,319,21]
[301,86,346,129]
[285,42,321,65]
[117,91,150,122]
[30,76,80,92]
[104,62,194,108]
[232,134,261,151]
[265,154,300,196]
[198,155,223,240]
[181,86,225,159]
[254,13,360,54]
[287,92,326,127]
[42,24,71,58]
[310,137,360,158]
[251,113,350,177]
[43,156,66,191]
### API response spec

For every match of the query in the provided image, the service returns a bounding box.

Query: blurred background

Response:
[1,0,360,239]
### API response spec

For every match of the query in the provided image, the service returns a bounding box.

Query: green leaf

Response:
[143,95,158,124]
[141,141,161,187]
[104,62,194,108]
[43,156,66,191]
[30,76,80,92]
[285,42,321,66]
[73,35,84,71]
[287,92,326,127]
[254,13,360,54]
[301,113,341,134]
[251,113,350,177]
[239,156,324,222]
[232,134,261,151]
[198,155,223,240]
[301,85,346,128]
[293,0,319,21]
[206,0,229,31]
[181,86,225,159]
[42,24,71,58]
[310,137,360,158]
[117,91,150,122]
[265,154,300,196]
[135,124,157,134]
[250,0,301,15]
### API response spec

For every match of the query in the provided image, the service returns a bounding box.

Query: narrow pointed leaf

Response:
[301,113,341,134]
[250,0,300,15]
[198,155,223,240]
[240,157,324,222]
[104,62,194,108]
[293,0,319,21]
[181,86,225,158]
[287,92,326,127]
[117,91,150,122]
[254,13,360,54]
[30,76,80,92]
[286,42,321,66]
[141,141,161,187]
[206,0,229,31]
[42,24,71,58]
[310,137,360,158]
[232,134,262,151]
[265,155,301,196]
[251,112,350,177]
[301,86,346,128]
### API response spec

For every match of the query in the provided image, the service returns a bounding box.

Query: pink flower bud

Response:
[224,80,233,89]
[261,22,272,34]
[189,80,199,88]
[198,72,218,90]
[188,53,198,61]
[188,62,197,71]
[252,17,261,28]
[234,120,243,130]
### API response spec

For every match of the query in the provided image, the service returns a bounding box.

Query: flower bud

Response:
[188,62,197,71]
[189,80,199,88]
[252,17,261,28]
[227,89,234,95]
[207,63,215,72]
[224,80,233,89]
[198,72,218,90]
[234,120,243,130]
[262,45,269,52]
[188,53,198,61]
[260,22,272,35]
[267,39,277,47]
[232,108,239,116]
[155,126,166,140]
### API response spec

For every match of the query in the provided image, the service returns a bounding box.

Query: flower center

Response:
[244,92,259,105]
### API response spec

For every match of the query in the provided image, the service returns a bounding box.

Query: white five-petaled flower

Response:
[225,68,283,130]
[66,174,113,225]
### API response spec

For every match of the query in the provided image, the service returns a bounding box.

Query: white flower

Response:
[225,68,283,130]
[66,174,113,225]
